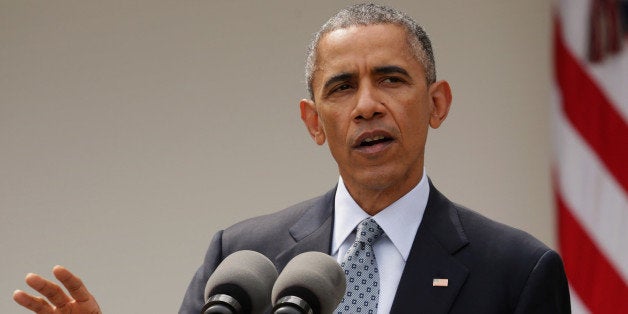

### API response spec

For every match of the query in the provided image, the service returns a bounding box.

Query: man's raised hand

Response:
[13,265,101,314]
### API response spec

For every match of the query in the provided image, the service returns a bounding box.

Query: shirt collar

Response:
[331,170,430,261]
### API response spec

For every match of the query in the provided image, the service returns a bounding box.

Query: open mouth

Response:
[360,135,393,147]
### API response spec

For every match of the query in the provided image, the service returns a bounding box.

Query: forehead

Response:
[313,24,422,82]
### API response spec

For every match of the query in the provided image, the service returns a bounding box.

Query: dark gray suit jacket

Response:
[179,182,570,313]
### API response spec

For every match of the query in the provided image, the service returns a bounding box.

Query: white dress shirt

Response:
[331,171,429,314]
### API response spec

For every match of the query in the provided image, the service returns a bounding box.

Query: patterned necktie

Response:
[336,218,385,314]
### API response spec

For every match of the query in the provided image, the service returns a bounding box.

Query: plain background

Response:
[1,1,554,312]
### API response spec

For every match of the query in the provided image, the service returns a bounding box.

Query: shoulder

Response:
[179,189,335,314]
[224,190,331,237]
[219,188,335,255]
[437,196,555,280]
[451,202,569,311]
[426,182,551,260]
[427,187,569,311]
[424,182,552,263]
[456,203,550,257]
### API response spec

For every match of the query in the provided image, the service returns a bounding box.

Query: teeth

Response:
[363,136,385,143]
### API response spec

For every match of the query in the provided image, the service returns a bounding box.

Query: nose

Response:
[353,83,384,121]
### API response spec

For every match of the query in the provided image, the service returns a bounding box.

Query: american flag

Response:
[553,0,628,313]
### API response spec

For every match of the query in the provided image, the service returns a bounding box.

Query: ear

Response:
[300,99,326,145]
[428,80,452,129]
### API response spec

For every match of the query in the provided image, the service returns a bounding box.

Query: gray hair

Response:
[305,3,436,100]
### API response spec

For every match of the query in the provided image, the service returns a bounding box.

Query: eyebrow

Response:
[321,65,411,92]
[372,65,410,77]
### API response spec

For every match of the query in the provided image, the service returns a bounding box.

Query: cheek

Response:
[319,110,348,139]
[397,104,430,141]
[404,95,431,125]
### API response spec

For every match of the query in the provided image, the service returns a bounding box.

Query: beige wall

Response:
[1,1,553,312]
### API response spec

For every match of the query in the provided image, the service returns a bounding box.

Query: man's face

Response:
[301,23,451,201]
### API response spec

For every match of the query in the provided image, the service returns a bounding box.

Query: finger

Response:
[25,272,73,308]
[13,290,54,314]
[52,265,94,303]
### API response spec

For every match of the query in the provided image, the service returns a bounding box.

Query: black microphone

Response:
[271,252,346,314]
[202,250,278,314]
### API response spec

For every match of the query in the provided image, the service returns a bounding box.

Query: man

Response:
[13,4,570,314]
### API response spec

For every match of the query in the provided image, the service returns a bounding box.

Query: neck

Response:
[342,171,423,215]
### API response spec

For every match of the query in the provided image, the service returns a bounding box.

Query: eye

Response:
[330,83,353,94]
[381,76,405,84]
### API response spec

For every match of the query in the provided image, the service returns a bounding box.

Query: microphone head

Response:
[271,251,346,314]
[204,250,278,314]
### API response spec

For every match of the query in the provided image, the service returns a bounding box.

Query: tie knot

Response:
[355,218,384,245]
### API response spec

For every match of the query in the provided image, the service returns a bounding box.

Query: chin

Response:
[355,170,404,191]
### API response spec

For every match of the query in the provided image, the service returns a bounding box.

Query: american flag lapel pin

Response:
[432,278,449,287]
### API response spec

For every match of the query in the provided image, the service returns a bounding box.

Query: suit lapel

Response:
[275,188,336,271]
[390,182,470,314]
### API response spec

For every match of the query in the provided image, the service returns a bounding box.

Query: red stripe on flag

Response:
[556,188,628,313]
[554,18,628,195]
